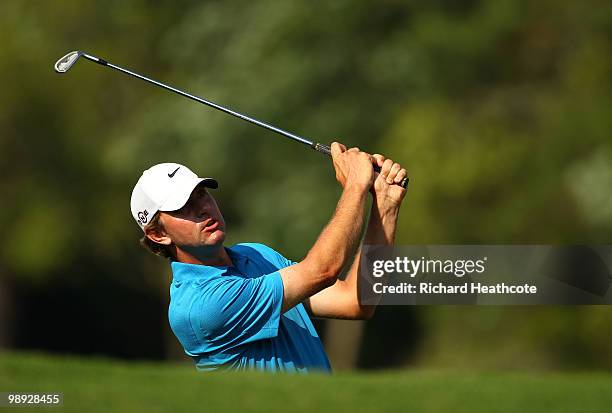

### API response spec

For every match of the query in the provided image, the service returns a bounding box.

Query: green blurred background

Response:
[1,0,612,376]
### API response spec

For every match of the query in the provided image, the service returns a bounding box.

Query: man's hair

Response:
[140,213,173,259]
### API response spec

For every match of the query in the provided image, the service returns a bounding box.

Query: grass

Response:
[1,352,612,412]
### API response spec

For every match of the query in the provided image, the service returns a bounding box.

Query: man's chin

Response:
[181,232,226,255]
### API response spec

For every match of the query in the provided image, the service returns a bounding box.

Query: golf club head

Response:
[54,51,83,73]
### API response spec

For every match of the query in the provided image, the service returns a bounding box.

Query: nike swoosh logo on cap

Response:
[168,167,180,178]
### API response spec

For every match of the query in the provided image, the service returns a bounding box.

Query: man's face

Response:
[159,184,226,250]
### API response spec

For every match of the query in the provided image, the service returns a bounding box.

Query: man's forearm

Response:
[304,184,369,278]
[302,151,407,319]
[338,199,400,317]
[345,201,400,283]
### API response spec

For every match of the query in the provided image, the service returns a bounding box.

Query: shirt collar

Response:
[170,246,249,282]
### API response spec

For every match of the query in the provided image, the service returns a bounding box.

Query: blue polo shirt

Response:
[168,243,331,373]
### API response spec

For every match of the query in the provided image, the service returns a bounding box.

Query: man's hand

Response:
[371,154,407,212]
[331,142,374,191]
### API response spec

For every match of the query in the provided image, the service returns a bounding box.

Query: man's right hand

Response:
[330,142,375,190]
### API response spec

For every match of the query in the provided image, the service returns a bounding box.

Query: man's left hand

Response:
[371,154,407,212]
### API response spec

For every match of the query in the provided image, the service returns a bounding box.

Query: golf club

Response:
[54,50,408,188]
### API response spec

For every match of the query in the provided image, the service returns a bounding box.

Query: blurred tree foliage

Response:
[1,0,611,368]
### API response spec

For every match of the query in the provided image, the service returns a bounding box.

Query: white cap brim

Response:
[159,177,218,212]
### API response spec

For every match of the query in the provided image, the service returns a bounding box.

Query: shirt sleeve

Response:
[252,243,298,269]
[191,271,284,351]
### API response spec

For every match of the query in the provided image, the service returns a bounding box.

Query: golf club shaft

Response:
[79,53,408,188]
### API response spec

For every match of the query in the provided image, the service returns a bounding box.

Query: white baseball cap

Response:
[130,162,218,230]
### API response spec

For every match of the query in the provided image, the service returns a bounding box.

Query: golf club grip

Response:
[314,143,409,189]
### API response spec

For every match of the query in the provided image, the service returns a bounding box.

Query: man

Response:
[130,142,407,373]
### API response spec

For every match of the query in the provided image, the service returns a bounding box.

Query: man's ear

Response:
[145,225,172,245]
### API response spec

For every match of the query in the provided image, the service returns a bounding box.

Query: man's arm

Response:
[279,143,374,313]
[304,154,407,319]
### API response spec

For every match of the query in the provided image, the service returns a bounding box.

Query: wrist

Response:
[373,196,400,217]
[344,181,370,194]
[366,202,398,245]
